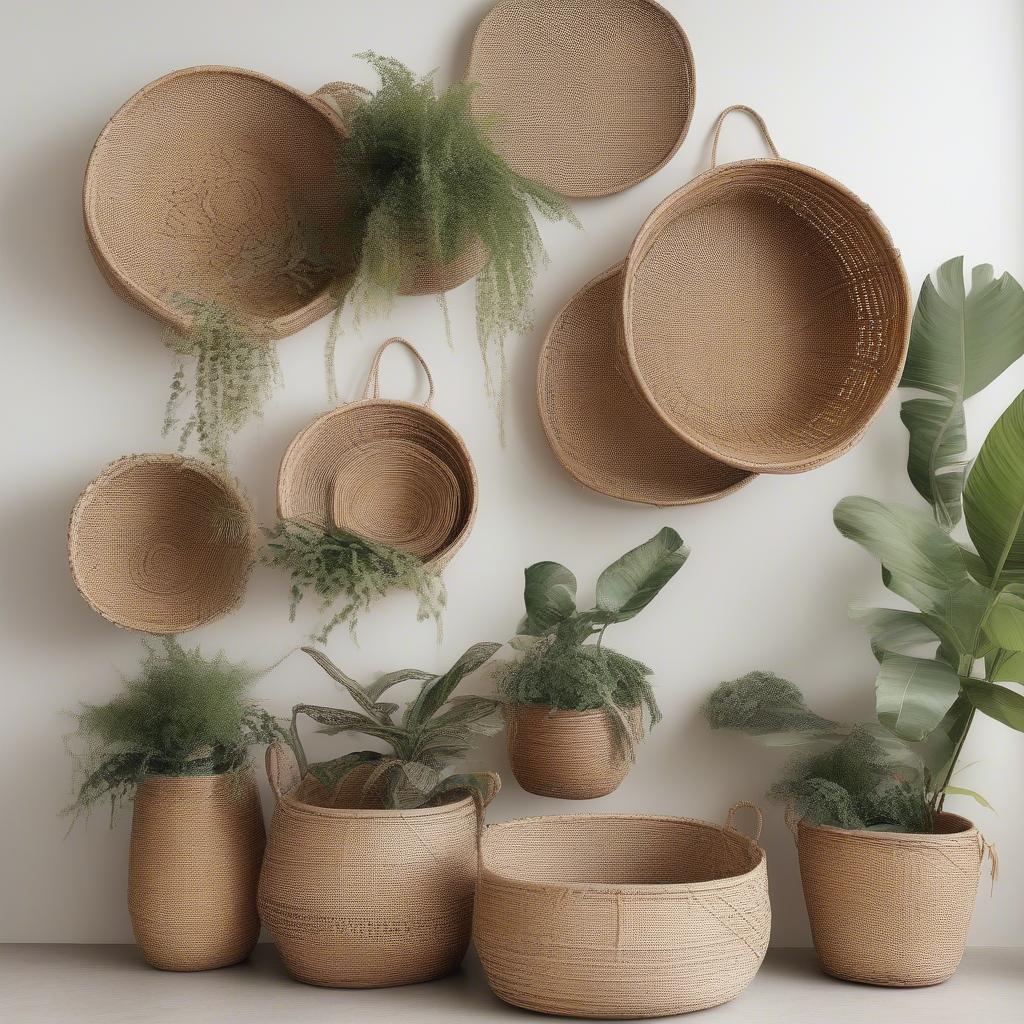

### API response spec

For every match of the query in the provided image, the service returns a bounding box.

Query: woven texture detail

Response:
[797,812,983,987]
[397,235,489,296]
[128,769,264,971]
[467,0,694,198]
[68,454,256,633]
[474,812,770,1018]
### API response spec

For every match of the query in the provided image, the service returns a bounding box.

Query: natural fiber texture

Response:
[68,454,256,633]
[278,339,476,568]
[84,66,345,338]
[467,0,695,198]
[538,263,754,505]
[474,810,770,1018]
[622,105,911,473]
[505,704,640,799]
[797,812,984,987]
[128,769,264,971]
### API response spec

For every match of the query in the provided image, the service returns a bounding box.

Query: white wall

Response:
[1,0,1021,946]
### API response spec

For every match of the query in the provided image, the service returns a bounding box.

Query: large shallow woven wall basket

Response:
[474,807,770,1018]
[621,105,911,473]
[68,454,256,633]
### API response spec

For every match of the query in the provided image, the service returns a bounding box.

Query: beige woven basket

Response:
[796,812,990,987]
[474,804,770,1018]
[68,454,256,634]
[538,263,754,505]
[467,0,695,198]
[128,769,264,971]
[277,338,477,567]
[621,104,911,473]
[258,742,498,988]
[84,66,346,338]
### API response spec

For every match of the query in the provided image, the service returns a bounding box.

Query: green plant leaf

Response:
[942,785,995,811]
[961,677,1024,731]
[849,606,944,662]
[595,528,688,623]
[875,654,962,741]
[365,668,435,702]
[308,750,384,792]
[403,642,501,728]
[990,650,1024,684]
[301,647,387,721]
[520,561,577,635]
[983,586,1024,651]
[292,703,406,746]
[911,694,973,785]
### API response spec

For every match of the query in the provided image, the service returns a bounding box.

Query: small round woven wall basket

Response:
[621,105,911,473]
[277,338,476,567]
[467,0,694,198]
[539,263,754,505]
[796,812,989,987]
[474,805,770,1018]
[68,454,256,633]
[84,66,346,339]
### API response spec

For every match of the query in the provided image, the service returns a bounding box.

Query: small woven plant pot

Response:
[128,769,265,972]
[474,804,770,1018]
[68,454,256,633]
[258,743,498,988]
[796,812,988,987]
[398,235,489,297]
[278,338,477,568]
[467,0,695,198]
[621,105,911,473]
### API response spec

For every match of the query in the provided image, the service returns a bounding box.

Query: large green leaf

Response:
[849,606,944,662]
[520,561,577,635]
[595,527,688,623]
[991,650,1024,684]
[301,647,386,721]
[875,653,962,741]
[403,642,501,728]
[911,694,973,784]
[962,677,1024,732]
[365,668,435,702]
[983,586,1024,651]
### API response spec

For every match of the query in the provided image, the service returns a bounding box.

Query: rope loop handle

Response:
[265,740,301,803]
[710,105,781,167]
[362,337,436,407]
[725,800,764,843]
[311,81,371,124]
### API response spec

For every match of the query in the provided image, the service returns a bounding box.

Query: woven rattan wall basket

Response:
[474,805,770,1018]
[84,66,347,339]
[467,0,695,198]
[68,454,256,633]
[277,338,476,567]
[621,105,911,473]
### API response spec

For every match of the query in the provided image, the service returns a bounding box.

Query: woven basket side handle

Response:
[710,105,781,167]
[311,81,371,124]
[363,337,436,407]
[266,740,301,802]
[725,800,764,843]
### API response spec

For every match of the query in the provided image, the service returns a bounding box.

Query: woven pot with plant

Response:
[258,643,502,988]
[498,528,688,799]
[64,639,280,971]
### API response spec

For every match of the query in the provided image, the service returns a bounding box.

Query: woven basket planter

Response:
[128,769,264,971]
[474,805,770,1018]
[258,742,498,987]
[68,454,256,633]
[797,812,988,987]
[621,105,911,473]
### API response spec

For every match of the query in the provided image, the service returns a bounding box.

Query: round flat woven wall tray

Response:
[277,338,477,567]
[467,0,695,198]
[68,454,256,633]
[84,66,347,339]
[621,105,912,473]
[539,263,753,506]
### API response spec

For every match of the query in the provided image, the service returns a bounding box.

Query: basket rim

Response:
[83,64,345,339]
[279,788,476,821]
[621,155,913,473]
[796,810,977,843]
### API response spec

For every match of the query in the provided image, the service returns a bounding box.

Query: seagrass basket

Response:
[68,454,256,633]
[474,804,770,1018]
[128,769,264,971]
[621,104,911,473]
[277,338,477,567]
[467,0,695,197]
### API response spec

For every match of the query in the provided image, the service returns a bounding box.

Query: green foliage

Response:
[702,670,838,741]
[262,519,445,643]
[65,639,280,825]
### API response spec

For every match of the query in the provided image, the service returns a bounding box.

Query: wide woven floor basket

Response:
[84,66,345,338]
[68,454,256,633]
[278,338,476,566]
[621,105,911,473]
[467,0,694,198]
[539,263,753,505]
[474,807,770,1018]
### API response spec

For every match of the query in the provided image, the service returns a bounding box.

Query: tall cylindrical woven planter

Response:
[128,769,264,971]
[474,805,770,1018]
[796,812,988,987]
[506,704,641,799]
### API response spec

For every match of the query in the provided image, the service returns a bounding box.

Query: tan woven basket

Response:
[621,105,911,473]
[538,263,754,505]
[84,66,346,338]
[474,804,770,1018]
[258,742,498,988]
[68,454,256,634]
[467,0,695,198]
[796,812,990,987]
[278,338,477,567]
[128,769,264,971]
[506,704,642,799]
